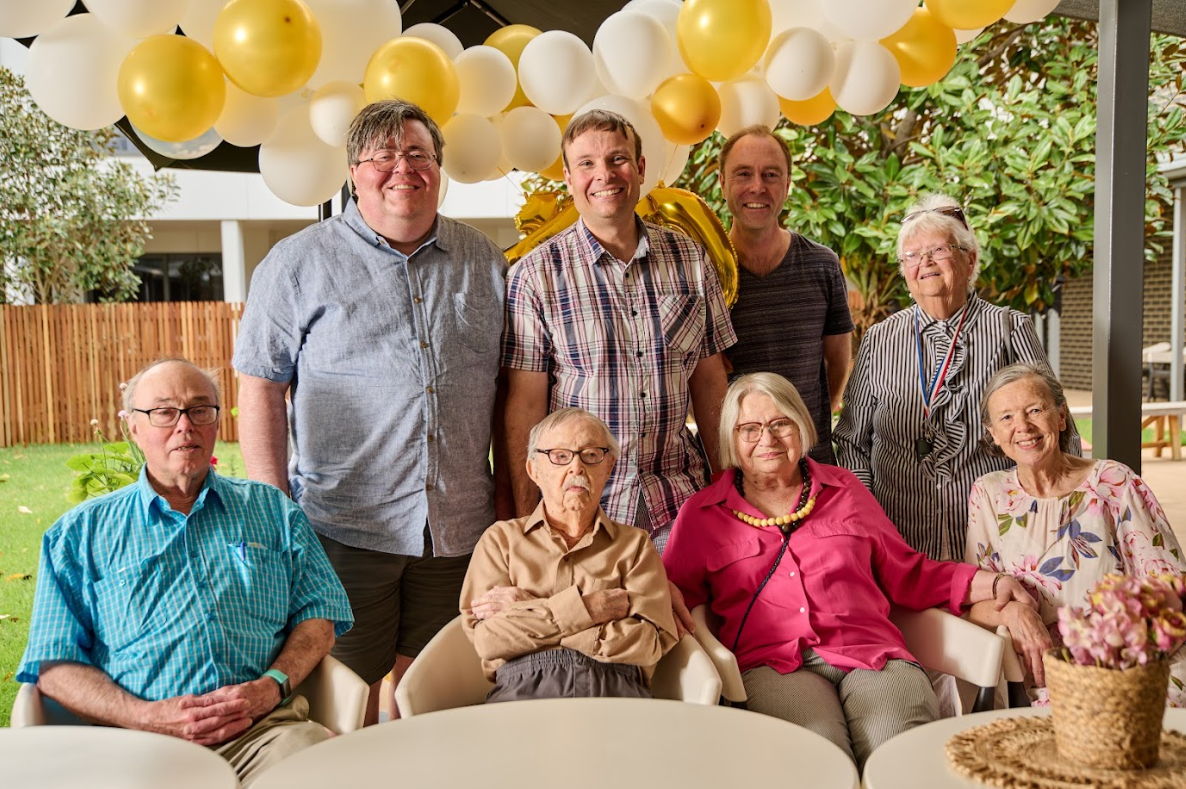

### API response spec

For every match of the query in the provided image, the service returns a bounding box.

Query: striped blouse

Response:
[833,295,1071,561]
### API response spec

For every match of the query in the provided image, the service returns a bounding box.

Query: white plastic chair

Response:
[11,655,369,734]
[394,615,721,716]
[690,604,1009,713]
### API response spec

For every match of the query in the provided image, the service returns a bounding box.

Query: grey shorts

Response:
[487,648,651,703]
[318,533,470,685]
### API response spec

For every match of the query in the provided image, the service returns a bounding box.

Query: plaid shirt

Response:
[502,219,736,532]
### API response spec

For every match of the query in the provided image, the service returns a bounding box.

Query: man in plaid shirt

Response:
[500,109,736,565]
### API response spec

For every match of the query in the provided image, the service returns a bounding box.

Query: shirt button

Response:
[426,386,435,394]
[631,310,638,317]
[420,341,429,349]
[789,571,796,577]
[425,483,435,491]
[413,296,423,304]
[427,434,435,443]
[640,392,646,398]
[799,607,806,613]
[636,351,643,358]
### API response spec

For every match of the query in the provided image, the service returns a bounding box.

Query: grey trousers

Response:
[742,650,938,770]
[488,648,651,703]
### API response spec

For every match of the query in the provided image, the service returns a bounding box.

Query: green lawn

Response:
[0,441,244,727]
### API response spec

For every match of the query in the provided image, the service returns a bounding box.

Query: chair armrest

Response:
[889,607,1005,689]
[296,655,368,735]
[11,683,47,727]
[651,634,723,705]
[995,626,1027,684]
[394,616,492,717]
[690,605,746,704]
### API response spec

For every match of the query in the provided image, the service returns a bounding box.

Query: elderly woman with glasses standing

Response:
[663,373,1034,769]
[833,194,1075,563]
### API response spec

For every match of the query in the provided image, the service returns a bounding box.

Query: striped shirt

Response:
[17,469,353,701]
[833,295,1074,561]
[726,233,854,462]
[501,219,736,534]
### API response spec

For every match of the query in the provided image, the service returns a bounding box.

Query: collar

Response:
[135,465,223,516]
[697,458,843,510]
[342,197,443,255]
[521,500,618,541]
[916,293,981,331]
[575,217,650,266]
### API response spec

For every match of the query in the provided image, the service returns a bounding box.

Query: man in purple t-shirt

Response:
[718,126,854,462]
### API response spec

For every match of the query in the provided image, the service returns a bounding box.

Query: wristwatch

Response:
[262,668,292,705]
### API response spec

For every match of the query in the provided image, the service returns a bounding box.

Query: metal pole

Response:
[1092,0,1152,472]
[1172,183,1185,401]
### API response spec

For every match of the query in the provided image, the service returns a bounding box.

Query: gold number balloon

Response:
[213,0,321,98]
[779,89,836,127]
[651,73,722,146]
[881,8,957,88]
[485,24,542,111]
[363,37,460,126]
[118,34,226,142]
[925,0,1013,31]
[677,0,771,83]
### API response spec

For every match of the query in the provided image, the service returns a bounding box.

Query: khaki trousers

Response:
[212,696,331,787]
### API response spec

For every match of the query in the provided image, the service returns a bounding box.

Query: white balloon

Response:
[260,105,348,207]
[215,82,279,147]
[437,170,450,208]
[572,93,663,195]
[1004,0,1061,24]
[623,0,681,37]
[593,11,673,99]
[955,27,985,45]
[401,23,462,60]
[0,0,74,38]
[441,114,501,184]
[821,0,915,42]
[305,0,403,87]
[454,46,517,117]
[309,81,365,147]
[518,31,597,116]
[764,27,835,101]
[26,14,135,131]
[657,142,690,187]
[132,124,224,160]
[84,0,187,39]
[769,0,824,34]
[501,106,561,172]
[829,40,900,117]
[178,0,223,48]
[717,76,781,138]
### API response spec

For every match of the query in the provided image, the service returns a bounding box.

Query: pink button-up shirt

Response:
[663,460,977,674]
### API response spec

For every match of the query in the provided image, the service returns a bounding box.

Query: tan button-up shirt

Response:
[461,504,679,681]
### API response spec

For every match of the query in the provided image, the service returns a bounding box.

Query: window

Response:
[134,253,224,302]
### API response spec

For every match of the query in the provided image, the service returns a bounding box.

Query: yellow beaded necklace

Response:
[730,461,816,532]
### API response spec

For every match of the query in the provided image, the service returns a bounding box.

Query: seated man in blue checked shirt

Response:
[17,359,354,787]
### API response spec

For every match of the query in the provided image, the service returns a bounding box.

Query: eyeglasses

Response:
[735,419,798,443]
[903,205,968,230]
[132,405,220,427]
[535,447,611,466]
[356,150,437,172]
[898,243,966,268]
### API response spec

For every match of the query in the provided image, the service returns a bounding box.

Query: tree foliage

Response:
[0,66,177,304]
[674,18,1186,330]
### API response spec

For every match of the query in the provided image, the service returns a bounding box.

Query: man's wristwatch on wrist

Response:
[262,668,292,705]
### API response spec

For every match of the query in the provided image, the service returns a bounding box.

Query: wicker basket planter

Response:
[1045,649,1170,769]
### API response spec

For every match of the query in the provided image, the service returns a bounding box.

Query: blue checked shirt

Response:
[17,469,353,702]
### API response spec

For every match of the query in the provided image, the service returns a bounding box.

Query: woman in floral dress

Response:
[965,362,1186,705]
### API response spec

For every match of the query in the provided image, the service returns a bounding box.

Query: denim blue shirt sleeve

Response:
[232,199,506,557]
[16,469,353,701]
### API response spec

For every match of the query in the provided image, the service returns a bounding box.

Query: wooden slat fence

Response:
[0,302,244,447]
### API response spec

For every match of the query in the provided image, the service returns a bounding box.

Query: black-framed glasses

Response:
[897,243,967,268]
[903,205,968,230]
[132,405,221,427]
[735,419,798,443]
[356,150,437,172]
[535,447,611,466]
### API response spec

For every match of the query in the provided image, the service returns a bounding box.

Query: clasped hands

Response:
[141,677,281,746]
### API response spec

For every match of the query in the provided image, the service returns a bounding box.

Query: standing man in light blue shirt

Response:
[233,100,506,724]
[18,359,353,786]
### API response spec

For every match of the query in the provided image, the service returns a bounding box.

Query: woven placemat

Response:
[947,716,1186,788]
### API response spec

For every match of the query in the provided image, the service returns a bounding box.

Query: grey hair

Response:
[526,407,621,459]
[897,193,981,292]
[560,109,642,169]
[122,358,221,413]
[718,373,817,469]
[346,100,445,167]
[979,362,1074,455]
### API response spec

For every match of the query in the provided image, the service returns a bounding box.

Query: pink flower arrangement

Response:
[1058,573,1186,669]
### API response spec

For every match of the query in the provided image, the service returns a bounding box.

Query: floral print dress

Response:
[966,459,1186,706]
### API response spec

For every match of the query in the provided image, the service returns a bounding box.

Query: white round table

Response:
[253,697,859,789]
[863,707,1186,788]
[0,726,239,788]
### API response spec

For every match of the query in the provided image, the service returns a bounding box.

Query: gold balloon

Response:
[538,155,566,182]
[485,24,541,111]
[651,73,721,146]
[881,8,957,88]
[779,89,836,126]
[552,113,572,132]
[213,0,321,98]
[118,35,226,143]
[505,188,738,308]
[677,0,771,83]
[363,37,459,125]
[925,0,1013,31]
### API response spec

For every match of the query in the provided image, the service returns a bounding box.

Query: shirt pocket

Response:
[452,292,502,356]
[226,542,290,632]
[93,558,165,653]
[794,521,873,588]
[658,294,705,357]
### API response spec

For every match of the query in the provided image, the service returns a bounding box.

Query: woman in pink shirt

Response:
[663,372,1033,769]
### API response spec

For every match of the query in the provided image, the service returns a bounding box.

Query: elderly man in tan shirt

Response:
[461,408,679,701]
